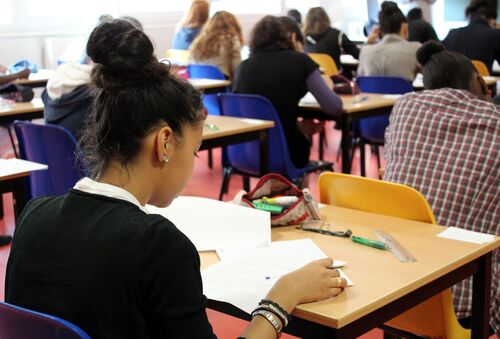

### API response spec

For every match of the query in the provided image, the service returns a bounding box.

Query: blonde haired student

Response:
[172,0,210,50]
[6,19,347,339]
[189,11,243,79]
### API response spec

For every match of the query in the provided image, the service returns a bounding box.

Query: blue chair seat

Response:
[0,302,90,339]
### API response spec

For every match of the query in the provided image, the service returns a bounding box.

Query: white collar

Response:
[74,177,149,214]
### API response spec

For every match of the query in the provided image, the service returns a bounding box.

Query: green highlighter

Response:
[252,202,284,214]
[351,236,388,250]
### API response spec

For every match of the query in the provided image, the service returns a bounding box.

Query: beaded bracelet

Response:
[254,305,288,327]
[252,309,283,337]
[259,299,292,324]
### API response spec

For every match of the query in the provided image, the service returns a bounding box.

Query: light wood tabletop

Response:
[0,98,44,115]
[201,204,499,335]
[190,78,231,90]
[299,92,397,114]
[13,69,55,87]
[202,115,274,141]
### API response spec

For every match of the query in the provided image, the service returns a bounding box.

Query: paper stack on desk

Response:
[202,238,352,314]
[147,196,271,251]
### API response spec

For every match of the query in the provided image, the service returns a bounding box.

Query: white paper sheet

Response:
[299,92,317,105]
[437,227,496,245]
[203,239,353,314]
[146,196,270,251]
[189,78,227,88]
[0,158,48,177]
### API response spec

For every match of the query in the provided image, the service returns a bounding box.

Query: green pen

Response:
[351,236,388,250]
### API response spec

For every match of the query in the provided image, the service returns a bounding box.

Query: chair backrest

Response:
[13,121,85,198]
[165,49,190,65]
[203,94,221,115]
[471,60,489,76]
[218,93,303,178]
[318,172,436,223]
[187,64,226,80]
[318,172,470,338]
[356,76,413,94]
[307,53,339,77]
[0,302,90,339]
[355,76,413,142]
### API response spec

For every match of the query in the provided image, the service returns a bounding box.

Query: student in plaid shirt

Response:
[385,41,499,335]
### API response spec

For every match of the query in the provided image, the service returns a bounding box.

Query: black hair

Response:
[81,19,203,177]
[287,9,302,25]
[416,41,476,91]
[279,16,304,44]
[407,7,423,21]
[249,16,294,54]
[466,0,498,20]
[378,1,407,34]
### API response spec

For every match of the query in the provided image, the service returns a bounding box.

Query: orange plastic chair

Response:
[307,53,339,77]
[318,172,470,339]
[472,60,490,76]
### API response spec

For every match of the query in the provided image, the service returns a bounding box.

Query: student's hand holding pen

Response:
[241,258,347,338]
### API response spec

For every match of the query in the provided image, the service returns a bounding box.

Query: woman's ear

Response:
[155,126,175,163]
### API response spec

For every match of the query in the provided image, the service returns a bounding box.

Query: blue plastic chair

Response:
[355,76,413,176]
[218,93,333,199]
[187,64,226,80]
[13,122,86,198]
[0,302,90,339]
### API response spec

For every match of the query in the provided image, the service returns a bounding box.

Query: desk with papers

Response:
[198,204,499,338]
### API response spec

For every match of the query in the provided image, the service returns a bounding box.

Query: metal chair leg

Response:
[243,176,250,192]
[219,167,232,200]
[207,149,213,169]
[360,141,366,177]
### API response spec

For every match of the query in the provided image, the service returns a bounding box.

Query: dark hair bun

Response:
[381,1,399,14]
[417,41,446,66]
[87,20,152,72]
[86,19,167,89]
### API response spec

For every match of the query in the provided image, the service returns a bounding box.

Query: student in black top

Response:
[443,0,500,73]
[6,19,347,339]
[407,7,439,43]
[234,15,343,168]
[303,7,361,72]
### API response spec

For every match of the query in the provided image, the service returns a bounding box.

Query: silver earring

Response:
[163,154,169,163]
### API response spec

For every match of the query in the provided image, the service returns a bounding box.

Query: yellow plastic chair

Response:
[472,60,490,76]
[165,49,190,66]
[318,172,470,339]
[307,53,339,77]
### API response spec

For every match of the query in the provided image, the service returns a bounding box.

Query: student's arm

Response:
[341,33,360,59]
[306,69,343,117]
[0,68,30,86]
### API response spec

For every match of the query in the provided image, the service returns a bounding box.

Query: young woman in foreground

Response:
[6,19,347,338]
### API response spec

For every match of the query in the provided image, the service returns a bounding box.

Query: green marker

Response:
[252,202,283,214]
[351,236,388,250]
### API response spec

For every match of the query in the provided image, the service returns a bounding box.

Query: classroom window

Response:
[118,0,191,13]
[210,0,281,14]
[0,0,14,25]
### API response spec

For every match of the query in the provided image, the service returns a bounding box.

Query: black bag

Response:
[0,83,34,102]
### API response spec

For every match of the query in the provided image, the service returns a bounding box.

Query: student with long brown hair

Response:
[189,11,243,79]
[172,0,209,50]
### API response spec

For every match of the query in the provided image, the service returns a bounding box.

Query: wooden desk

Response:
[0,98,44,124]
[299,93,397,174]
[13,69,55,88]
[201,115,274,175]
[202,205,499,338]
[0,159,47,221]
[190,78,231,94]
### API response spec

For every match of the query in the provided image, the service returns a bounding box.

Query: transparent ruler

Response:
[374,230,417,263]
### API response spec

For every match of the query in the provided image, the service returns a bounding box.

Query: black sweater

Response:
[5,190,216,339]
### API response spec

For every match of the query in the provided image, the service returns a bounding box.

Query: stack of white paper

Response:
[437,227,496,244]
[203,238,352,314]
[0,158,48,177]
[147,196,271,251]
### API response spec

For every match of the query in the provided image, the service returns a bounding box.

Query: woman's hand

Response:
[265,258,347,313]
